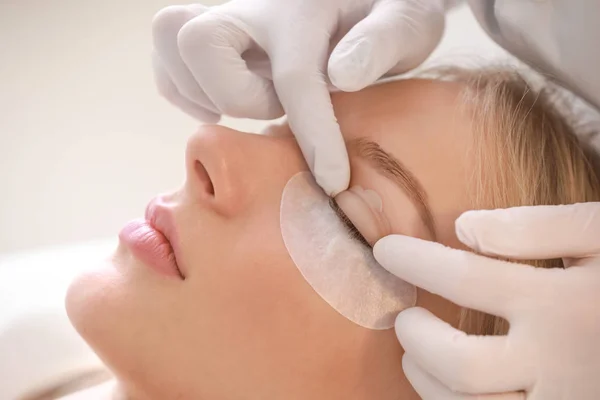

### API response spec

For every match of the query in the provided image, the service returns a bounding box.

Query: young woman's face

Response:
[66,79,475,400]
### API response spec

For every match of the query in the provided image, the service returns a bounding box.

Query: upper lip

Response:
[145,197,186,278]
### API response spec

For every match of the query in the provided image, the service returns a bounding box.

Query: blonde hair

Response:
[437,67,600,335]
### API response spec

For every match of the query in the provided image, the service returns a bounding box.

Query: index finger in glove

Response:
[397,308,531,395]
[152,52,220,122]
[177,11,284,120]
[271,35,350,196]
[152,5,219,114]
[373,235,549,318]
[456,202,600,260]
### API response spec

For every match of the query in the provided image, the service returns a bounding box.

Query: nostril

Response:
[194,160,214,196]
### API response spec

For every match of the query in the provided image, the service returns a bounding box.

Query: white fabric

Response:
[0,240,113,399]
[468,0,600,112]
[374,203,600,399]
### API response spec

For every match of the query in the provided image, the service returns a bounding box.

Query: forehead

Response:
[266,78,472,137]
[331,78,469,141]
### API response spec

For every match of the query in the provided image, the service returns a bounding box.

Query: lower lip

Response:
[119,219,182,278]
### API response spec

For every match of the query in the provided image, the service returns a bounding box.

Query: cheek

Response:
[182,208,379,386]
[194,216,320,352]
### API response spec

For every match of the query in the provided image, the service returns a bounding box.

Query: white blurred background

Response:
[0,0,506,256]
[0,0,268,255]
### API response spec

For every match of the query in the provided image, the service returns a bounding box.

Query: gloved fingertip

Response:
[198,112,221,124]
[372,236,388,258]
[455,211,484,252]
[395,308,434,344]
[395,308,412,335]
[328,40,374,92]
[311,147,350,196]
[373,235,402,266]
[314,169,349,197]
[401,352,418,372]
[152,5,198,35]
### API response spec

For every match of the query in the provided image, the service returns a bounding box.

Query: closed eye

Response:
[329,198,371,248]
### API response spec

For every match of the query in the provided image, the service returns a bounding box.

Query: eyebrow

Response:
[347,138,437,241]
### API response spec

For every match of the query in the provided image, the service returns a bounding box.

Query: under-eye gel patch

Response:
[280,172,416,329]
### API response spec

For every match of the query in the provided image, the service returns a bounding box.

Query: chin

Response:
[64,250,181,393]
[66,259,119,344]
[65,268,183,400]
[66,247,146,361]
[66,243,141,335]
[66,262,138,388]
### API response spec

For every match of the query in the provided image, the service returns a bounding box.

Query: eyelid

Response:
[334,187,391,246]
[329,198,371,248]
[349,186,383,212]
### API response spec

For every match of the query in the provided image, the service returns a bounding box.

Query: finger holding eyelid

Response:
[334,186,391,246]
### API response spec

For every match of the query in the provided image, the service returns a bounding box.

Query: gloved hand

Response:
[151,0,448,195]
[374,202,600,400]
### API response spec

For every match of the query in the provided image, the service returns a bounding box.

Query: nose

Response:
[185,125,305,216]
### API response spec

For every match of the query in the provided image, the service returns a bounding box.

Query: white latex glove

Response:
[373,202,600,400]
[151,0,447,195]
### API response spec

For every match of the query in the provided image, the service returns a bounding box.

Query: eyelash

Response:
[329,198,371,248]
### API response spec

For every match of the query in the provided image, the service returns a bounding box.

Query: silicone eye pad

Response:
[279,172,416,329]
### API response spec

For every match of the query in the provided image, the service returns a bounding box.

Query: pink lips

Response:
[119,199,184,279]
